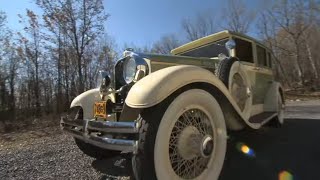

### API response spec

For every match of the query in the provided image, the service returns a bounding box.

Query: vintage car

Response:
[60,30,285,180]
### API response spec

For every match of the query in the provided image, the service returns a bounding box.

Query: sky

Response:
[0,0,266,49]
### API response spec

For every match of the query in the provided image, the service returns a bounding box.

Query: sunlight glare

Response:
[236,142,255,157]
[279,170,293,180]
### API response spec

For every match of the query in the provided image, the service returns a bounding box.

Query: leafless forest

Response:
[0,0,319,131]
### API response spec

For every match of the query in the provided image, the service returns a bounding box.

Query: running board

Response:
[249,112,277,125]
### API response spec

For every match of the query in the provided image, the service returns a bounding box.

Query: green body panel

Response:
[234,63,274,105]
[252,70,273,105]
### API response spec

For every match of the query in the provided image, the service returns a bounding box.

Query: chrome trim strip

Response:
[60,117,139,153]
[260,113,278,126]
[62,127,138,152]
[61,117,83,127]
[87,121,139,133]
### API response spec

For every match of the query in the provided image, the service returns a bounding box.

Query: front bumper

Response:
[60,117,140,154]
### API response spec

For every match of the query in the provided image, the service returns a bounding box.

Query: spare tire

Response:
[216,57,251,112]
[215,57,237,87]
[215,58,251,130]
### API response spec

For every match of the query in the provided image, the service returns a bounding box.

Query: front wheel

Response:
[132,89,227,180]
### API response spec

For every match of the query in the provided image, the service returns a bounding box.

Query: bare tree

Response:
[0,11,8,111]
[0,11,7,43]
[123,43,153,54]
[265,0,316,86]
[17,10,43,117]
[222,0,255,34]
[0,11,11,64]
[151,34,181,54]
[181,11,217,41]
[37,0,109,93]
[257,12,291,85]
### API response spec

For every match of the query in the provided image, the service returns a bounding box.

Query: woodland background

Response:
[0,0,319,132]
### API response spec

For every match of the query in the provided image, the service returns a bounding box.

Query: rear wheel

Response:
[132,89,227,180]
[269,92,285,127]
[277,95,285,125]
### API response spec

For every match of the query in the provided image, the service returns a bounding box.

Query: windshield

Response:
[179,38,229,58]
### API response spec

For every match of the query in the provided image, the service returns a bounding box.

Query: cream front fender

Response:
[70,88,101,119]
[125,65,252,127]
[70,89,116,120]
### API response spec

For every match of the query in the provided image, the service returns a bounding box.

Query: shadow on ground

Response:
[220,118,320,180]
[92,154,132,179]
[92,119,320,180]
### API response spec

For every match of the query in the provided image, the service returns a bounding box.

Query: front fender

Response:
[70,88,101,119]
[70,88,116,120]
[125,65,251,124]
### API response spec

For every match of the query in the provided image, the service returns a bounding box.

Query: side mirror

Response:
[225,39,236,57]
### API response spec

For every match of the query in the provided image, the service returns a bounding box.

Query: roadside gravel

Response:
[1,100,320,180]
[0,127,131,180]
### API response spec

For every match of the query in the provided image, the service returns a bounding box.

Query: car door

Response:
[233,37,256,116]
[234,38,273,116]
[252,45,273,108]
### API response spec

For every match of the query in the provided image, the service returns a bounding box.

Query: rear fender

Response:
[264,82,284,112]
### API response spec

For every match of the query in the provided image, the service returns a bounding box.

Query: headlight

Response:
[123,57,136,84]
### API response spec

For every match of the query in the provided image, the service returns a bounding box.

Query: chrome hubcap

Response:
[201,135,213,158]
[169,109,214,179]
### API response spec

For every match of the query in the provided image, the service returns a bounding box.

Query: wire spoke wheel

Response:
[169,109,214,179]
[134,89,227,180]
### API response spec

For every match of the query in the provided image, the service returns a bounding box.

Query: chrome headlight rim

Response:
[123,57,136,84]
[122,54,149,84]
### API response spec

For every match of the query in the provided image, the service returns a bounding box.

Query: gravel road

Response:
[1,100,320,180]
[0,127,131,180]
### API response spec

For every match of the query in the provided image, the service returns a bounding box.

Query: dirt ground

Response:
[1,100,320,180]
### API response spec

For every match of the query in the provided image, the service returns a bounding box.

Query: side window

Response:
[235,38,253,63]
[256,45,267,67]
[257,45,268,66]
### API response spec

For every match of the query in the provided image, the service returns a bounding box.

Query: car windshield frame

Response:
[178,38,229,58]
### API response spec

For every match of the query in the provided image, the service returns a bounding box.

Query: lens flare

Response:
[236,142,255,157]
[279,171,293,180]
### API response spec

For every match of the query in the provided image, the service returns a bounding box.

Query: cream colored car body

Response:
[71,30,283,130]
[70,88,116,121]
[126,64,281,130]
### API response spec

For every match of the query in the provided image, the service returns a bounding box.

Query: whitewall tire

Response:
[132,89,227,180]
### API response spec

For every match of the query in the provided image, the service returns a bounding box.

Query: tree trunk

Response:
[0,75,6,111]
[306,42,318,78]
[57,32,62,114]
[9,63,15,117]
[64,47,70,109]
[35,57,41,117]
[294,39,304,86]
